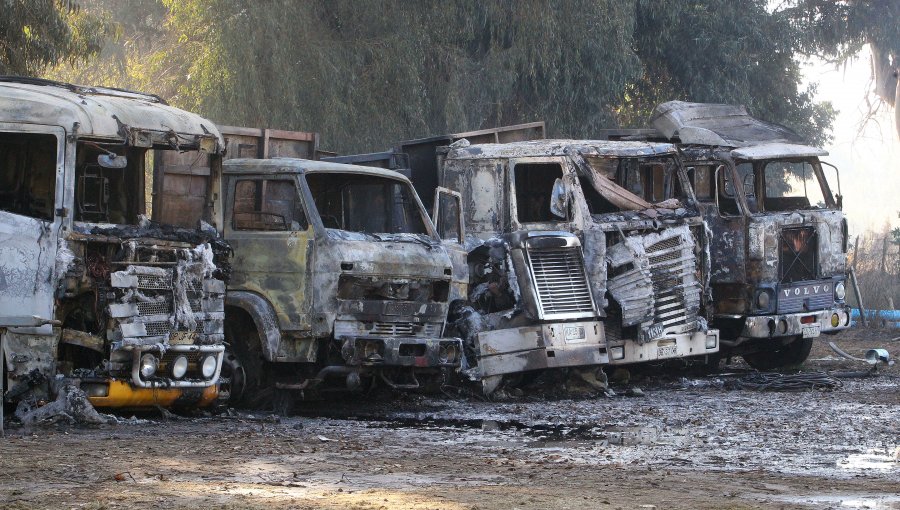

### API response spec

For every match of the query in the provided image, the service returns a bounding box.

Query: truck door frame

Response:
[0,122,68,331]
[432,186,469,303]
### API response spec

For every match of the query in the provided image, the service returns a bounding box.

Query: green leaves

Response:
[0,0,110,76]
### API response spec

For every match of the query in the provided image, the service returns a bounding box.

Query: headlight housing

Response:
[139,353,158,378]
[170,355,189,379]
[200,355,218,379]
[834,281,846,301]
[755,288,774,311]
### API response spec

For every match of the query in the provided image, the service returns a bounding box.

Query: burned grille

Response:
[779,227,818,283]
[136,301,171,316]
[646,234,700,331]
[144,320,173,337]
[110,264,225,343]
[137,273,173,290]
[527,246,595,319]
[371,322,442,337]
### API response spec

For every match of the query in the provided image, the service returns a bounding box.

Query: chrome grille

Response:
[646,234,700,330]
[528,246,595,319]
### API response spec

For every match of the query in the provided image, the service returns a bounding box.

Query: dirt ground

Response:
[2,329,899,510]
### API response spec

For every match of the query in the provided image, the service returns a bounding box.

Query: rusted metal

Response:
[206,154,463,398]
[602,101,852,366]
[0,77,228,410]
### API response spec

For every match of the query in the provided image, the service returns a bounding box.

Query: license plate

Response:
[657,345,678,358]
[802,324,821,338]
[564,325,586,343]
[642,323,665,342]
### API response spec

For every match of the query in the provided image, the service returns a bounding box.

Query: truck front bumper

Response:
[475,320,607,378]
[341,336,463,368]
[740,305,851,339]
[126,344,225,389]
[607,329,719,365]
[85,380,219,408]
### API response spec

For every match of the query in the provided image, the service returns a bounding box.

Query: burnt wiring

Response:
[737,371,842,391]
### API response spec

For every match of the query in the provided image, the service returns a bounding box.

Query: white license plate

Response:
[564,325,586,343]
[657,345,678,358]
[802,324,821,338]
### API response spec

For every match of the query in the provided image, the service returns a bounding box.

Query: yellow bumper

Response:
[87,380,219,408]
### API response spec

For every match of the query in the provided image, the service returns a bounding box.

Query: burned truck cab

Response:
[0,77,228,409]
[219,159,460,400]
[650,101,850,368]
[435,154,608,391]
[438,140,718,374]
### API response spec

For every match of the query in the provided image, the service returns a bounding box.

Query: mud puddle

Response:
[329,414,696,447]
[771,494,900,509]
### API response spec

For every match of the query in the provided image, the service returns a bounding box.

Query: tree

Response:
[0,0,109,76]
[46,0,841,153]
[623,0,835,146]
[782,0,900,137]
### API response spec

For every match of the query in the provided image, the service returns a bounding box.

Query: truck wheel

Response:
[222,322,270,408]
[742,336,813,371]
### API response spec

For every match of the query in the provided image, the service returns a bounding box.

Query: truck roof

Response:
[0,76,223,150]
[223,157,417,182]
[446,139,677,159]
[731,143,828,161]
[651,100,807,148]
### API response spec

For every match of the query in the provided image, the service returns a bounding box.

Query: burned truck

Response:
[198,156,462,404]
[601,101,850,368]
[330,127,719,392]
[0,77,228,410]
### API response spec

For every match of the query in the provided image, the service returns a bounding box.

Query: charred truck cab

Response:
[0,77,228,410]
[217,158,461,402]
[612,101,850,368]
[330,126,718,393]
[434,140,718,375]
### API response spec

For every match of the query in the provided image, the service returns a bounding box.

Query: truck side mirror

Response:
[98,153,127,169]
[550,178,568,219]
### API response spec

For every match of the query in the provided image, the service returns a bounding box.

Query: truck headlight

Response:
[756,290,771,309]
[200,355,218,378]
[139,353,158,378]
[439,342,459,364]
[170,355,189,379]
[610,346,625,360]
[834,282,846,301]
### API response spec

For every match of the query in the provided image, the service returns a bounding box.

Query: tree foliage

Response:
[46,0,853,152]
[624,0,835,145]
[782,0,900,136]
[0,0,109,76]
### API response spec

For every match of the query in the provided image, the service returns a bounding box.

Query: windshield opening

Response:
[761,160,829,211]
[305,172,429,235]
[581,155,682,214]
[513,162,564,223]
[74,142,146,224]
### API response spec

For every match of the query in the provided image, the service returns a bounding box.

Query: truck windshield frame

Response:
[758,158,835,212]
[304,171,432,237]
[580,154,685,215]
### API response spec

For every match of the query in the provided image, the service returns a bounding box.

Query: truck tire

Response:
[742,336,813,371]
[222,321,270,408]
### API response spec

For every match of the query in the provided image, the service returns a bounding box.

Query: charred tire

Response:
[742,336,813,371]
[222,320,270,409]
